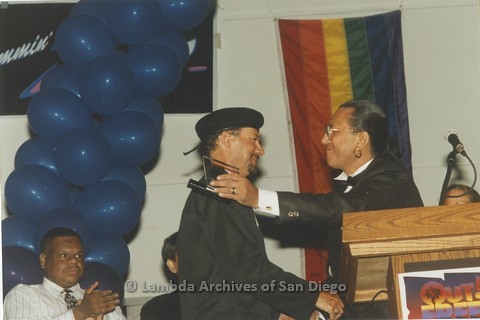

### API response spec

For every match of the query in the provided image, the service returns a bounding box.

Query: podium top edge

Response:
[342,202,480,243]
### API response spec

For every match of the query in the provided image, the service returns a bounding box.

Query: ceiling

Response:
[215,0,475,20]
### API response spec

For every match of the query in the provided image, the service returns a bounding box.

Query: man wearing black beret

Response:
[177,107,344,320]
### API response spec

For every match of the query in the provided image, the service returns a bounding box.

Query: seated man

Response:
[4,227,125,320]
[442,183,480,205]
[141,232,180,320]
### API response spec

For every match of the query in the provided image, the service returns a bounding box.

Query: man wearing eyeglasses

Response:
[210,100,423,318]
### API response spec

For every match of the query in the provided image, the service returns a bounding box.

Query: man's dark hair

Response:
[161,232,178,263]
[197,128,241,157]
[40,227,83,254]
[444,184,480,203]
[340,100,389,157]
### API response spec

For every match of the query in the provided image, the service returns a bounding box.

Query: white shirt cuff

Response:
[254,189,280,217]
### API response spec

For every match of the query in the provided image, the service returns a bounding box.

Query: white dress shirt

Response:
[4,277,126,320]
[256,159,374,217]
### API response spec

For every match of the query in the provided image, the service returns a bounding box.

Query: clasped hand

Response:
[73,281,120,320]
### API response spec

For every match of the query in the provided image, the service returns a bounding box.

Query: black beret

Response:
[195,107,264,140]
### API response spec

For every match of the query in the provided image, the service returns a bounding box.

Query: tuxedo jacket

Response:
[177,185,318,320]
[140,291,180,320]
[277,154,424,279]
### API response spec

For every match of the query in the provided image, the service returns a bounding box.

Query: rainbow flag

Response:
[278,10,411,281]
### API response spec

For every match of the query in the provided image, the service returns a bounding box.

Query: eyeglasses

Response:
[324,124,356,140]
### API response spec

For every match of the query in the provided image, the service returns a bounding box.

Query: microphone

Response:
[444,129,466,155]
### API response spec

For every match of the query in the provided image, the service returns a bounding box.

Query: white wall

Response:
[1,0,480,318]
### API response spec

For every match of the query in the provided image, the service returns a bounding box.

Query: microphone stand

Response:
[438,149,478,205]
[439,151,457,205]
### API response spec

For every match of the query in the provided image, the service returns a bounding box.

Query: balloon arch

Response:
[3,0,215,298]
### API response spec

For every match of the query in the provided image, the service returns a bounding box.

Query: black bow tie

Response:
[346,176,358,187]
[334,176,358,193]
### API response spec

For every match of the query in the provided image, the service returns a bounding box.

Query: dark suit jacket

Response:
[140,291,180,320]
[277,154,424,279]
[177,186,319,320]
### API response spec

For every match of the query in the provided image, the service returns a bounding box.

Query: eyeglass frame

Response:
[324,124,357,140]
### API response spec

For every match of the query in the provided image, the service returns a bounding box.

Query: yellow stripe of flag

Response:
[322,19,353,113]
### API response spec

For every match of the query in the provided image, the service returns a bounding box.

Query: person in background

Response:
[178,107,344,320]
[442,183,480,205]
[210,100,424,319]
[141,232,180,320]
[4,227,126,320]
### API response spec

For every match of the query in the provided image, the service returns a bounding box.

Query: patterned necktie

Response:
[62,289,78,309]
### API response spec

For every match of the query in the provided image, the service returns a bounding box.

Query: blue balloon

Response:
[102,165,146,201]
[55,14,117,69]
[80,262,124,300]
[80,56,136,115]
[55,127,112,186]
[124,96,164,129]
[107,0,162,45]
[99,111,160,166]
[73,180,141,238]
[3,246,43,298]
[66,186,84,206]
[2,216,36,252]
[85,237,130,278]
[80,57,135,115]
[70,0,109,26]
[5,165,69,223]
[14,137,58,175]
[123,44,182,97]
[27,88,94,143]
[158,0,209,31]
[41,64,81,97]
[33,207,93,255]
[148,30,189,68]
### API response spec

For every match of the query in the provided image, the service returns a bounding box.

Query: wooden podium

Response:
[340,202,480,319]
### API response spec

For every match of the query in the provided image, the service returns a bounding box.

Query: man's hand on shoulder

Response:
[210,173,259,208]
